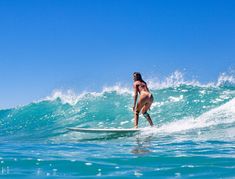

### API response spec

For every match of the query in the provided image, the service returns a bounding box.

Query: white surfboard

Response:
[67,127,140,133]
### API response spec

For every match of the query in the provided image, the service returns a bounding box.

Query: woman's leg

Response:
[134,100,145,128]
[134,94,154,128]
[141,102,154,126]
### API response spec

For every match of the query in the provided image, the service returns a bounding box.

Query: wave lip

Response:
[43,85,132,106]
[148,71,235,89]
[1,70,235,110]
[40,71,235,107]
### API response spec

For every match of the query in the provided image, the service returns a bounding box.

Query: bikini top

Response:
[135,81,149,93]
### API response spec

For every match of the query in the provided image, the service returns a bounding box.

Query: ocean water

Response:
[1,73,235,178]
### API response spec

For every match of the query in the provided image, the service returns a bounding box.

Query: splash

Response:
[148,71,235,89]
[152,98,235,134]
[217,72,235,87]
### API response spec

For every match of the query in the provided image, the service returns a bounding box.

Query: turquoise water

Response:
[1,76,235,178]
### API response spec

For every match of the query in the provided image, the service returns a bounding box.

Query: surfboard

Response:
[67,127,140,133]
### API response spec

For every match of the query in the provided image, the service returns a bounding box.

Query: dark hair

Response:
[133,72,146,84]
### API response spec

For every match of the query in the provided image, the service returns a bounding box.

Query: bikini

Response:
[135,82,152,117]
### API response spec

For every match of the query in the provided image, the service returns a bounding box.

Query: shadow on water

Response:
[131,135,154,155]
[65,129,156,155]
[67,130,156,155]
[76,132,138,142]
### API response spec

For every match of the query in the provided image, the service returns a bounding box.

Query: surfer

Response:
[132,72,154,128]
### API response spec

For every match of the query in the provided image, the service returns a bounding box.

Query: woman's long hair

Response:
[133,72,146,84]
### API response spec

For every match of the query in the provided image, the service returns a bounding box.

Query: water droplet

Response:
[134,171,143,177]
[85,162,92,166]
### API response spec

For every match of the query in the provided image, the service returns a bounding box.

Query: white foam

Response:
[102,84,132,95]
[120,121,129,125]
[217,72,235,87]
[143,98,235,135]
[147,71,202,89]
[147,71,235,90]
[45,90,83,105]
[168,95,184,102]
[43,84,133,105]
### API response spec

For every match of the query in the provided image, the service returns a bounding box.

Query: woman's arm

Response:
[133,83,138,111]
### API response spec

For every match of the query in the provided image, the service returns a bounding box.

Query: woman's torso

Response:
[135,81,150,94]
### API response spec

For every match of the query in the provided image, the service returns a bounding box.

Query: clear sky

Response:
[0,0,235,108]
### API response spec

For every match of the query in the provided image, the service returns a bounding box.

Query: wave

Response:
[0,71,235,142]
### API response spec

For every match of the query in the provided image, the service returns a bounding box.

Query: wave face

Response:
[1,72,235,178]
[1,72,235,142]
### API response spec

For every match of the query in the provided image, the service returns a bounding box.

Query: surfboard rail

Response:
[67,127,140,133]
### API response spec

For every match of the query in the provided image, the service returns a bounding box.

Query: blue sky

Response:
[0,0,235,108]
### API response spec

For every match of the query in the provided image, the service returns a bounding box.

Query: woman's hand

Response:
[132,106,136,112]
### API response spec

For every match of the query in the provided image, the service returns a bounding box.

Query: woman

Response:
[132,72,154,128]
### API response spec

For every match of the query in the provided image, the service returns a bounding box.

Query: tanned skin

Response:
[132,73,154,128]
